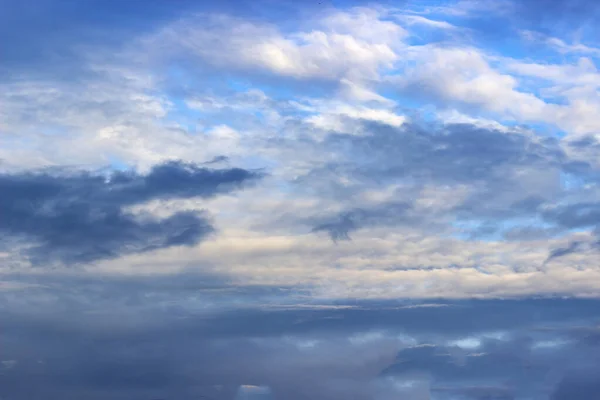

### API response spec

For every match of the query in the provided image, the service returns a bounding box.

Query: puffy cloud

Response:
[150,7,405,81]
[389,46,600,136]
[390,46,551,122]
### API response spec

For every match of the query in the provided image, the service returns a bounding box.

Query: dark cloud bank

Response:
[2,287,600,399]
[0,161,261,264]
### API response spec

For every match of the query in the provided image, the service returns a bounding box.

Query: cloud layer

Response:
[2,0,600,398]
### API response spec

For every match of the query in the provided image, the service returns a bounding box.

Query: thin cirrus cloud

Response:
[2,0,600,399]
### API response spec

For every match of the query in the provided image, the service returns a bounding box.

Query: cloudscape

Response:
[2,0,600,399]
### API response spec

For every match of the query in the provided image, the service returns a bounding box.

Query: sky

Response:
[2,0,600,398]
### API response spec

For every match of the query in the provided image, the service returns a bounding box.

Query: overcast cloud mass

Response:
[2,0,600,398]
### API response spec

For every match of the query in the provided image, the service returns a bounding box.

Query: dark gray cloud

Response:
[304,121,571,241]
[542,203,600,260]
[0,161,261,264]
[323,122,562,185]
[381,338,548,396]
[567,135,600,150]
[2,288,600,399]
[311,201,414,241]
[551,370,600,400]
[543,203,600,229]
[299,120,600,264]
[544,241,585,264]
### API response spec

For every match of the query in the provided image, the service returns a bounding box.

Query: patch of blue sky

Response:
[419,10,523,54]
[106,155,130,171]
[507,121,565,139]
[560,171,590,191]
[163,64,242,98]
[167,61,332,105]
[376,86,436,114]
[249,77,339,101]
[160,67,235,131]
[522,47,599,65]
[401,25,460,47]
[176,66,336,102]
[481,33,550,61]
[162,96,201,134]
[416,3,594,66]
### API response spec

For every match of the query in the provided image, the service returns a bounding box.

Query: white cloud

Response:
[304,102,406,131]
[79,224,600,300]
[151,8,406,82]
[506,57,600,135]
[338,78,396,105]
[392,46,550,120]
[507,57,600,87]
[436,110,517,131]
[390,46,600,136]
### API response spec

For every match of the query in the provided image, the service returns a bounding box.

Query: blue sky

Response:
[2,0,600,398]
